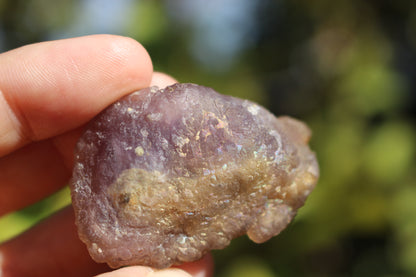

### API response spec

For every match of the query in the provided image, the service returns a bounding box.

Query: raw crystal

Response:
[70,83,319,268]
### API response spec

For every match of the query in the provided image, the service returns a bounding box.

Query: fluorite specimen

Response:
[70,83,319,269]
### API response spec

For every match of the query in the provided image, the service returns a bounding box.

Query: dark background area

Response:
[0,0,415,276]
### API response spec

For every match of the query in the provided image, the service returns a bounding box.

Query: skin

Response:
[0,35,214,277]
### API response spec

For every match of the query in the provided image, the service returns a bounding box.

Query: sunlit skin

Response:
[0,35,213,277]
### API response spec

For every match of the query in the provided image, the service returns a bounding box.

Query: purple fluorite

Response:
[70,83,319,268]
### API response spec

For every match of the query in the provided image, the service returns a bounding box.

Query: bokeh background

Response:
[1,0,416,276]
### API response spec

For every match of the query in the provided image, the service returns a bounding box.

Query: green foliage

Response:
[0,187,71,242]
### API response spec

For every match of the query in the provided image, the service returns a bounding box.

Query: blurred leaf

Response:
[348,192,387,232]
[338,64,406,116]
[213,71,267,105]
[0,187,71,243]
[390,185,416,274]
[362,122,416,185]
[26,0,76,31]
[124,1,167,44]
[0,212,29,242]
[219,256,277,277]
[0,0,6,13]
[316,121,363,184]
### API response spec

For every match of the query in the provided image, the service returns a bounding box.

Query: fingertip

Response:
[149,268,192,277]
[150,72,178,88]
[94,253,214,277]
[97,35,153,92]
[94,266,154,277]
[95,267,193,277]
[174,254,214,277]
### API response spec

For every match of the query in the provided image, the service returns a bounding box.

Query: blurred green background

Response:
[0,0,416,276]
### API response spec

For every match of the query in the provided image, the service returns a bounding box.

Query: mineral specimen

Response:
[70,83,319,269]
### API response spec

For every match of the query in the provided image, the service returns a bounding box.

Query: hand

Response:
[0,35,213,277]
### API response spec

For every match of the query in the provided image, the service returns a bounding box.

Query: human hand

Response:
[0,35,213,277]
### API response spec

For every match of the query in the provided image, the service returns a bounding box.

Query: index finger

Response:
[0,34,153,157]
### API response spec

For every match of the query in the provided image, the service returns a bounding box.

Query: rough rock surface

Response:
[70,83,319,269]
